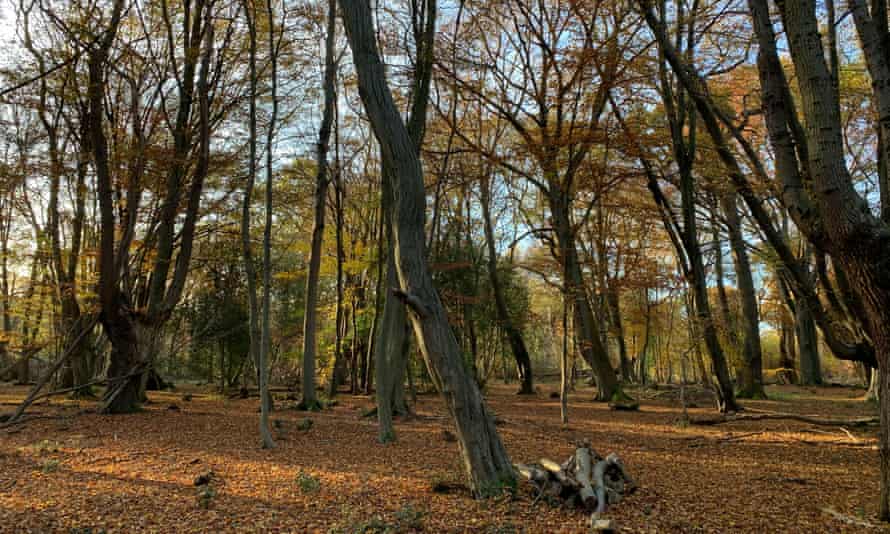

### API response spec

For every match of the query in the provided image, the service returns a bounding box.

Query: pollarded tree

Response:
[79,0,241,413]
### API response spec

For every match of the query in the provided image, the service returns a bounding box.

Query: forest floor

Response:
[0,381,884,533]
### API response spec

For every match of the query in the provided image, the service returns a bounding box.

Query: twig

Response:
[821,507,881,529]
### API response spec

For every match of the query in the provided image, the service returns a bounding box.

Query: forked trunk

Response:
[341,0,514,495]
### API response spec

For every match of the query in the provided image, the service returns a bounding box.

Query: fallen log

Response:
[691,413,879,427]
[515,441,635,515]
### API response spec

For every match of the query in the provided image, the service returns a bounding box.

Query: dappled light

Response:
[2,0,890,529]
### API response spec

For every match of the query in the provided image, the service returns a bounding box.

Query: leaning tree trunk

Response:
[341,0,514,495]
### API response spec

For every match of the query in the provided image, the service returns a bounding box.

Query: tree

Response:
[480,171,534,394]
[373,0,437,443]
[438,0,631,401]
[300,0,337,411]
[80,0,234,413]
[340,0,514,495]
[241,0,275,448]
[641,0,890,516]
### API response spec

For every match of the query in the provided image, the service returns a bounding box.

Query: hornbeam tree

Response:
[339,0,515,495]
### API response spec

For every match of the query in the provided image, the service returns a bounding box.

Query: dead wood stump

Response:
[515,441,636,517]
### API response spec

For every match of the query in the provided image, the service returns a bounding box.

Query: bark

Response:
[300,0,337,410]
[722,195,765,399]
[341,0,514,495]
[374,165,411,442]
[796,294,822,386]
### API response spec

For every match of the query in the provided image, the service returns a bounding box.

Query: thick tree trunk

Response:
[102,310,155,414]
[796,297,822,386]
[374,163,411,443]
[722,194,765,399]
[341,0,514,495]
[876,331,890,520]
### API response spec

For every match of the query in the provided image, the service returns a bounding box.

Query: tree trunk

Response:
[375,163,411,442]
[329,146,346,398]
[722,194,765,399]
[560,298,569,424]
[258,0,279,448]
[606,284,632,382]
[796,296,822,386]
[551,198,620,402]
[868,366,880,402]
[102,311,153,414]
[341,0,514,495]
[300,0,337,410]
[680,168,737,412]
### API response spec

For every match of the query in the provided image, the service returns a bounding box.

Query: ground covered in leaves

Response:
[0,382,884,532]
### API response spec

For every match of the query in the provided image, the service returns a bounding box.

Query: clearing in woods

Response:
[0,383,881,532]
